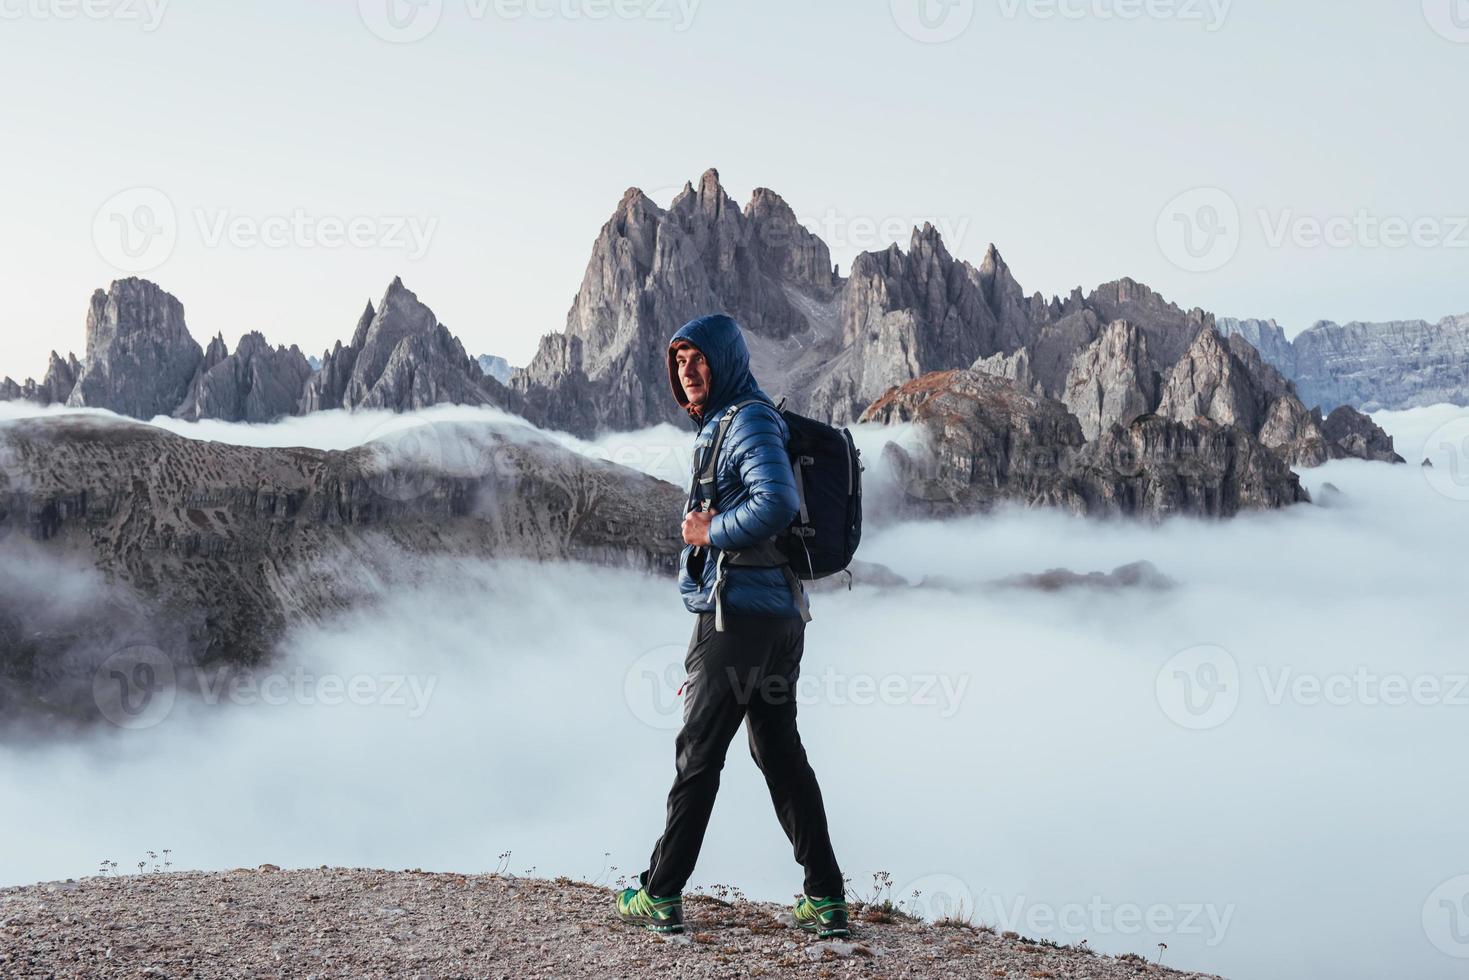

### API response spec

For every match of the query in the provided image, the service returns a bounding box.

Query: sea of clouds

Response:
[2,399,1468,980]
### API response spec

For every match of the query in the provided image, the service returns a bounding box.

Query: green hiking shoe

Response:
[615,886,684,934]
[794,894,850,938]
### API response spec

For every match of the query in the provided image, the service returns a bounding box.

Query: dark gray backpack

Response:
[686,397,864,629]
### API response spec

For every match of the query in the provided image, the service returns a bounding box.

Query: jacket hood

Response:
[668,314,768,427]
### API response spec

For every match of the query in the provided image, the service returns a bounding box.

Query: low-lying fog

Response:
[3,399,1468,980]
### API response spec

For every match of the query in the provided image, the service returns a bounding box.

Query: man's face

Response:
[675,345,712,409]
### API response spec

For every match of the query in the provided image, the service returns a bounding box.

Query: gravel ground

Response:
[0,867,1226,979]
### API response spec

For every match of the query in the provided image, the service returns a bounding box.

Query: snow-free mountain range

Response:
[0,169,1458,723]
[4,170,1463,440]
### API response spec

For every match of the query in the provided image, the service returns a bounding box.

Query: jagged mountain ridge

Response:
[4,277,522,425]
[0,170,1419,471]
[1219,315,1469,412]
[860,369,1310,519]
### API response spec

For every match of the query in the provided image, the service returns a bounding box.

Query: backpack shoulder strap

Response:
[696,398,767,502]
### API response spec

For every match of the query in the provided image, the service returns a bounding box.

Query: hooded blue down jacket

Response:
[669,314,807,620]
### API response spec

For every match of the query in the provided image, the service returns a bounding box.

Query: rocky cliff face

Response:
[0,351,82,405]
[6,277,520,426]
[1154,327,1400,468]
[1220,314,1469,411]
[1062,319,1158,440]
[511,169,842,437]
[173,332,313,423]
[65,278,202,418]
[2,172,1425,487]
[965,277,1213,401]
[1082,278,1213,375]
[0,413,684,721]
[809,231,1041,425]
[1292,316,1469,412]
[1158,327,1269,432]
[859,369,1309,519]
[1320,404,1405,463]
[1216,317,1296,375]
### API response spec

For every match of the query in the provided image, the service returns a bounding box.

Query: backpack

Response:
[687,396,864,599]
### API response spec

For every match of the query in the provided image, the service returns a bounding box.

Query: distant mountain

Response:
[174,331,312,423]
[0,168,1412,484]
[1219,315,1469,412]
[300,277,520,416]
[1,277,520,425]
[861,369,1310,519]
[510,169,843,434]
[67,278,202,419]
[476,354,514,384]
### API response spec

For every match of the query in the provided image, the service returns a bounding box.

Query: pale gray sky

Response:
[1,0,1466,382]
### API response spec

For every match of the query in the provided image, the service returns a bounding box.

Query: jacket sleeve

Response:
[708,405,799,552]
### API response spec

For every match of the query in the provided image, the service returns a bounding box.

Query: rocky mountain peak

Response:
[65,277,202,419]
[695,167,725,213]
[513,170,846,435]
[1062,318,1158,440]
[745,186,792,220]
[302,278,518,416]
[175,330,312,423]
[0,350,83,405]
[668,167,734,221]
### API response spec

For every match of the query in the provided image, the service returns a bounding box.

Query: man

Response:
[615,313,849,939]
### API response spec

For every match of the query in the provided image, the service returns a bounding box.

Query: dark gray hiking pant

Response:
[641,610,844,899]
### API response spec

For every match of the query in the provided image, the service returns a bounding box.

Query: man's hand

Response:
[682,507,716,547]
